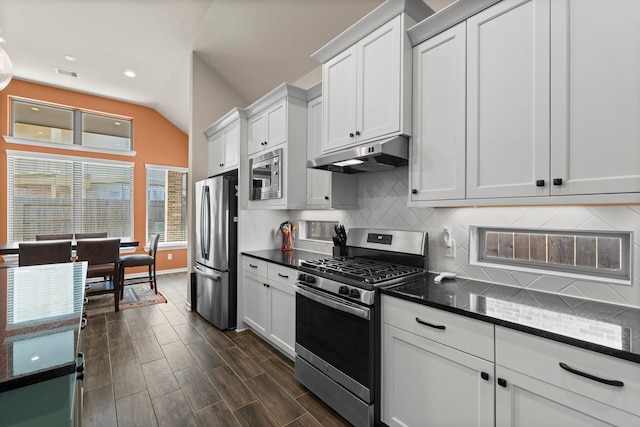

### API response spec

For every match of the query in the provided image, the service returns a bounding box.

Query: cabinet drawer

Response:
[267,263,298,288]
[242,256,268,277]
[382,295,494,362]
[496,326,640,416]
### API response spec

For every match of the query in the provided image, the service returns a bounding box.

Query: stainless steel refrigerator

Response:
[194,172,237,330]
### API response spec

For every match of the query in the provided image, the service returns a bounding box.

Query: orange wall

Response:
[0,79,188,273]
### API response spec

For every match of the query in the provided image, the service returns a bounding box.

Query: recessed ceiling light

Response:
[31,107,39,111]
[64,55,77,62]
[114,121,121,126]
[124,70,136,78]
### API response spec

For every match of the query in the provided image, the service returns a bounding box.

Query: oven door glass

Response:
[295,289,373,389]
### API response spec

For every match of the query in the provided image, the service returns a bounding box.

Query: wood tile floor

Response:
[82,272,351,427]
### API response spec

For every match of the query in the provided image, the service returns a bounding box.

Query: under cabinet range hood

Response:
[307,135,409,174]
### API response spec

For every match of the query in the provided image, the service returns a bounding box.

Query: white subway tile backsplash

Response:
[290,168,640,307]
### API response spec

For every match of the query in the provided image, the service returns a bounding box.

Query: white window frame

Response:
[145,164,188,249]
[469,226,633,285]
[7,150,134,242]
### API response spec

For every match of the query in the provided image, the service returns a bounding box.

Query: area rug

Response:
[85,283,167,316]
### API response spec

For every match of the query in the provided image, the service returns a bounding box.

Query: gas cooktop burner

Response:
[301,256,425,286]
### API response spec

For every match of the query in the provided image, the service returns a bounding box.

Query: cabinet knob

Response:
[411,189,418,194]
[219,163,224,167]
[349,132,354,138]
[536,179,545,187]
[553,178,563,186]
[481,372,489,381]
[324,196,329,200]
[497,378,507,388]
[355,131,361,136]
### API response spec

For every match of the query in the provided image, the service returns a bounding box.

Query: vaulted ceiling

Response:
[0,0,453,133]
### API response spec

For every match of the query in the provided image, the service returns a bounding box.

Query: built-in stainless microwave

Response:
[249,148,282,200]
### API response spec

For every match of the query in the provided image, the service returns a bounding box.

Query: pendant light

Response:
[0,45,13,91]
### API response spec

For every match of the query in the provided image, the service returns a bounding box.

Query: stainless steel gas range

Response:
[294,228,428,427]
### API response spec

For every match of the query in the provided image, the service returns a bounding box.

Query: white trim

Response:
[3,136,137,157]
[156,242,187,251]
[6,149,135,167]
[123,267,188,281]
[145,164,188,173]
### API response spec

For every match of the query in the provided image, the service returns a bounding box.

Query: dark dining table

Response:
[0,237,139,256]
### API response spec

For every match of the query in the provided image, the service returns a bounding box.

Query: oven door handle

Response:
[295,284,370,319]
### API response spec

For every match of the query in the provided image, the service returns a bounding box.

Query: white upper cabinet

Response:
[408,0,640,206]
[244,83,308,210]
[312,0,434,154]
[204,107,246,177]
[549,0,640,196]
[409,22,466,204]
[466,0,551,199]
[306,84,358,210]
[247,99,287,156]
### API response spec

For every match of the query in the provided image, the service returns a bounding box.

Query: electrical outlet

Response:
[445,241,456,259]
[167,253,172,260]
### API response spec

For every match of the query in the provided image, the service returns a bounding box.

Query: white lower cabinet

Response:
[383,324,494,427]
[495,326,640,426]
[241,256,295,359]
[241,272,268,336]
[381,297,640,426]
[381,295,495,427]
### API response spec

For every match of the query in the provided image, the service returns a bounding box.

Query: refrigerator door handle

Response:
[195,265,221,280]
[202,186,211,260]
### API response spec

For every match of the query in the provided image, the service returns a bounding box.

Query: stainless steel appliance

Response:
[294,228,428,427]
[249,147,282,200]
[194,172,238,330]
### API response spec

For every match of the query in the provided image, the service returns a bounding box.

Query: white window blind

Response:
[8,153,133,241]
[146,165,188,244]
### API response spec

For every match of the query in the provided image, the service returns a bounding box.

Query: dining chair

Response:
[118,233,159,299]
[74,232,108,239]
[35,233,74,241]
[18,240,73,266]
[76,238,121,311]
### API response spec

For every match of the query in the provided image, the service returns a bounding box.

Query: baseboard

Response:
[123,267,187,279]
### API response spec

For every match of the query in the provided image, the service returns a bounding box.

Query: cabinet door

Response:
[322,46,357,153]
[550,0,640,196]
[242,273,268,336]
[410,22,466,202]
[222,122,239,170]
[307,169,332,207]
[467,0,550,199]
[356,15,401,143]
[496,365,640,427]
[382,324,494,427]
[208,132,225,177]
[248,113,266,155]
[267,282,295,358]
[265,99,287,148]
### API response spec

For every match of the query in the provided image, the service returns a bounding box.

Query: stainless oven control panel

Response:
[297,273,375,306]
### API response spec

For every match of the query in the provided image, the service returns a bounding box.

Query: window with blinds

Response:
[146,165,188,245]
[7,152,134,241]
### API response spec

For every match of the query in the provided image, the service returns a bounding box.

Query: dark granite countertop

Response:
[0,262,87,392]
[242,249,327,269]
[381,274,640,364]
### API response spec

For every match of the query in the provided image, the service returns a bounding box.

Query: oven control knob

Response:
[338,285,349,295]
[349,288,361,299]
[306,275,316,284]
[298,273,307,282]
